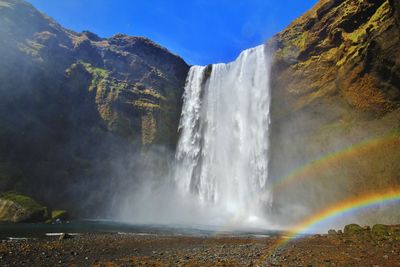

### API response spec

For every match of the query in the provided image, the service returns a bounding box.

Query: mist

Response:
[105,145,268,230]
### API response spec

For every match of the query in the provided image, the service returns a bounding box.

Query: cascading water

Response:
[175,44,272,226]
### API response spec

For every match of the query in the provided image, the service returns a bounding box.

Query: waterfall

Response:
[174,44,272,224]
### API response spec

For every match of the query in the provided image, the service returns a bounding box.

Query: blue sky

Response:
[27,0,318,65]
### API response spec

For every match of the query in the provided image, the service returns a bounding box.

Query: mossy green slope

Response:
[0,192,48,222]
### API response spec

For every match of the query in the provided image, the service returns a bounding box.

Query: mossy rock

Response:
[371,224,392,237]
[0,191,48,223]
[51,210,68,221]
[343,224,364,235]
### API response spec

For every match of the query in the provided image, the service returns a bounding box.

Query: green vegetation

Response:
[276,25,309,60]
[371,224,392,237]
[80,61,109,77]
[0,191,45,214]
[0,191,48,222]
[80,61,110,92]
[344,224,364,235]
[51,210,68,221]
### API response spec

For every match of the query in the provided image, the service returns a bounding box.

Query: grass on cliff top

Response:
[0,191,44,212]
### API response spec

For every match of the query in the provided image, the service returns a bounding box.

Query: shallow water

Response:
[0,220,281,240]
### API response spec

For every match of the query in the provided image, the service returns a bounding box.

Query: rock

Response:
[328,229,337,235]
[51,210,69,221]
[59,233,73,241]
[0,192,48,223]
[372,224,391,237]
[344,224,364,235]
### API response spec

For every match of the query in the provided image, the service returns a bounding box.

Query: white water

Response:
[174,44,272,226]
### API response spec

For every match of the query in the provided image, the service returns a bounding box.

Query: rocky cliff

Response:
[0,0,189,215]
[269,0,400,222]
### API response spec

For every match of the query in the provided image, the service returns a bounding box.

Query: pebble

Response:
[1,232,399,266]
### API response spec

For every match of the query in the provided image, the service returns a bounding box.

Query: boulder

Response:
[51,210,69,221]
[0,192,48,223]
[371,224,391,237]
[343,224,364,235]
[328,229,337,235]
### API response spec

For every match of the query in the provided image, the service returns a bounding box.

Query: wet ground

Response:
[0,230,399,266]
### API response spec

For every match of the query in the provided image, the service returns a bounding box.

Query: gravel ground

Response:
[0,231,399,266]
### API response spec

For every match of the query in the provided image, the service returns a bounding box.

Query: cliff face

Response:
[0,0,188,146]
[0,0,189,215]
[269,0,400,221]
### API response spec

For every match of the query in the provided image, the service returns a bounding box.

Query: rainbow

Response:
[254,190,400,265]
[284,189,400,239]
[254,133,400,265]
[271,132,400,193]
[219,132,400,237]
